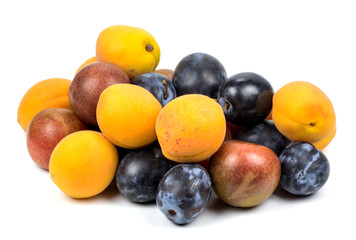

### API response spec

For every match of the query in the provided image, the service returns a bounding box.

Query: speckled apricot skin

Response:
[155,94,226,163]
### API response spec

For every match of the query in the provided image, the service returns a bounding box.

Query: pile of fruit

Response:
[17,25,336,225]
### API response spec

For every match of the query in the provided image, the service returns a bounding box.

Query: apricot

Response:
[49,130,118,198]
[97,84,162,149]
[155,94,226,163]
[69,62,129,126]
[272,81,336,143]
[154,69,174,81]
[75,56,97,75]
[27,108,88,170]
[96,25,160,78]
[313,127,336,150]
[17,78,71,131]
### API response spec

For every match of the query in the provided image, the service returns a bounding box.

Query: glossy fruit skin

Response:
[172,52,226,98]
[131,72,177,107]
[209,140,281,207]
[217,72,274,126]
[156,164,212,225]
[279,142,330,196]
[115,144,175,203]
[235,120,291,156]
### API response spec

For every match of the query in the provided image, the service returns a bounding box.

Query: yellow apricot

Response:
[75,56,97,75]
[272,81,336,143]
[313,127,336,150]
[17,78,71,131]
[156,94,226,163]
[96,25,160,78]
[49,130,118,198]
[97,84,162,149]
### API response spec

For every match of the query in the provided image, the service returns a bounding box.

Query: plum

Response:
[235,120,291,156]
[209,140,281,207]
[115,143,175,203]
[279,142,330,195]
[69,62,129,126]
[131,72,177,106]
[172,52,226,98]
[26,108,88,170]
[217,72,274,126]
[156,164,212,225]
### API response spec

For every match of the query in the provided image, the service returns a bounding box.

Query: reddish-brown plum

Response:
[209,140,281,207]
[69,62,129,126]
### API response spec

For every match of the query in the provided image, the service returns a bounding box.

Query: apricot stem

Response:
[145,44,154,52]
[309,122,316,127]
[162,80,168,99]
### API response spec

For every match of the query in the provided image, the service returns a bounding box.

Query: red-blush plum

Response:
[209,140,281,207]
[69,62,129,126]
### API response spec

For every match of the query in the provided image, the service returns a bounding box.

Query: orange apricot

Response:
[49,130,118,198]
[154,69,174,81]
[313,127,336,150]
[75,56,97,75]
[17,78,71,131]
[96,25,160,78]
[97,84,162,149]
[272,81,336,143]
[155,94,226,163]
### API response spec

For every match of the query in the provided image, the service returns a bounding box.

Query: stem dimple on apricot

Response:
[145,44,154,52]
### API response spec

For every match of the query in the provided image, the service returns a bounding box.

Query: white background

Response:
[1,0,355,239]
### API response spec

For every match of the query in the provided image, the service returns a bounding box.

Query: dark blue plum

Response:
[131,72,177,106]
[156,164,212,225]
[115,144,176,203]
[279,142,330,196]
[217,72,274,126]
[235,120,291,156]
[172,52,227,98]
